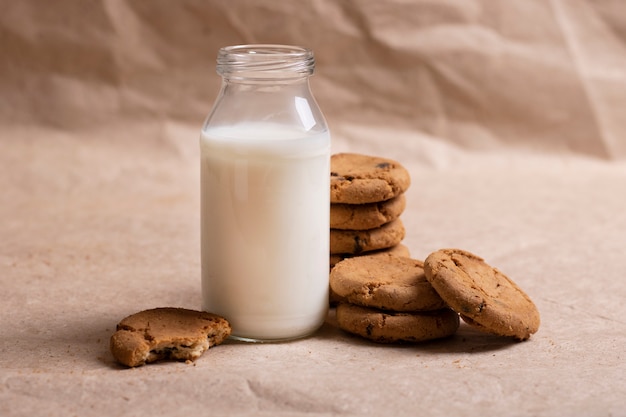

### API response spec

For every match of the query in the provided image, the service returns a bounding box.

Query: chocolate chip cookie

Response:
[336,303,459,343]
[330,153,410,204]
[330,218,405,255]
[424,249,540,340]
[330,253,446,311]
[330,194,406,230]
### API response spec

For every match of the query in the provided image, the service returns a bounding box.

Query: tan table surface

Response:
[1,125,625,416]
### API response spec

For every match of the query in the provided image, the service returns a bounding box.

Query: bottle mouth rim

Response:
[220,44,312,58]
[216,44,315,80]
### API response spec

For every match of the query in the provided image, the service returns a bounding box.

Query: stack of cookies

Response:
[328,153,541,344]
[329,153,412,271]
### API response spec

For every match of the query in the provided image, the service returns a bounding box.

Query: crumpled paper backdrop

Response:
[2,0,625,159]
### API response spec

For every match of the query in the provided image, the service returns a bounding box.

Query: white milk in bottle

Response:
[200,45,330,341]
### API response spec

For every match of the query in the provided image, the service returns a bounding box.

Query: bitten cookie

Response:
[330,219,405,254]
[110,307,231,367]
[330,194,406,230]
[423,249,540,341]
[336,303,459,343]
[330,253,446,311]
[330,153,410,204]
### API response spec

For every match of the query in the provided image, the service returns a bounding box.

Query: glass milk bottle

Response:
[200,45,330,342]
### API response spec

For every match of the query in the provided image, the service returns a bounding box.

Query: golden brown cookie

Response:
[423,249,540,341]
[330,253,446,311]
[336,303,459,343]
[330,153,410,204]
[110,307,231,367]
[330,219,405,255]
[329,244,411,305]
[330,194,406,230]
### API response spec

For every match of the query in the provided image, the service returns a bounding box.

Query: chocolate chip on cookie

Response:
[110,307,231,367]
[424,249,540,340]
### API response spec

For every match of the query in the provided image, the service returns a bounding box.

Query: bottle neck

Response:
[204,45,326,133]
[216,45,315,83]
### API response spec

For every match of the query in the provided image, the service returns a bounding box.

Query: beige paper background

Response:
[3,0,626,158]
[1,1,625,416]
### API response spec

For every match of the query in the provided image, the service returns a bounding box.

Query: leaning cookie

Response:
[330,153,410,204]
[336,303,459,343]
[330,253,446,311]
[330,194,406,230]
[110,307,231,367]
[424,249,540,341]
[330,219,405,254]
